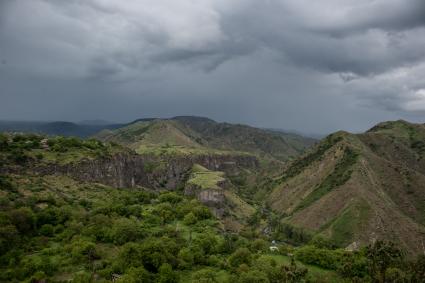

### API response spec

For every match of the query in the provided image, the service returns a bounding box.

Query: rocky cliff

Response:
[6,151,258,190]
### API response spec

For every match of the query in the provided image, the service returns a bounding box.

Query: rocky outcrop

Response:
[184,177,230,218]
[19,152,258,190]
[185,184,226,218]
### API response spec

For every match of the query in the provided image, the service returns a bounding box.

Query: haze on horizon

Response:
[1,0,425,135]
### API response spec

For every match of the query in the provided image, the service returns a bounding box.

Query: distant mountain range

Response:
[0,120,124,137]
[0,116,318,142]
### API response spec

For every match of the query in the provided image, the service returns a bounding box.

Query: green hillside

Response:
[268,120,425,255]
[94,116,316,161]
[2,121,425,282]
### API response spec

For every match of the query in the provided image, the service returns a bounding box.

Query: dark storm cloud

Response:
[1,0,425,134]
[314,0,425,34]
[214,0,425,76]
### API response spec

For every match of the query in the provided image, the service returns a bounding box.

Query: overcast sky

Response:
[1,0,425,134]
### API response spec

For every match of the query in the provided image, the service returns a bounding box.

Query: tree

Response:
[338,252,368,280]
[250,239,268,252]
[39,224,54,237]
[155,203,174,225]
[238,270,269,283]
[0,223,18,254]
[158,192,183,205]
[229,248,252,268]
[409,255,425,282]
[158,263,178,283]
[110,218,144,244]
[178,247,194,269]
[117,267,154,283]
[191,268,218,283]
[118,243,144,270]
[9,207,36,234]
[183,212,197,225]
[280,257,308,283]
[366,240,404,283]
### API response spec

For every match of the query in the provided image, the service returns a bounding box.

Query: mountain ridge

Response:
[94,116,316,162]
[268,120,425,255]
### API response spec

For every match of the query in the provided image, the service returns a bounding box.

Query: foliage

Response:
[366,240,404,283]
[229,248,253,268]
[273,222,312,245]
[0,135,422,283]
[294,245,344,270]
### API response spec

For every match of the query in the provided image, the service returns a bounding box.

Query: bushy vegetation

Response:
[0,133,121,166]
[2,131,425,282]
[0,174,333,283]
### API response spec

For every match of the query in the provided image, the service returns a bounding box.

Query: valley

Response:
[1,117,425,282]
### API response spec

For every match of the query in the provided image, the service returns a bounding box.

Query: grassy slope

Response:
[187,164,225,190]
[186,164,255,230]
[268,120,425,254]
[94,117,315,161]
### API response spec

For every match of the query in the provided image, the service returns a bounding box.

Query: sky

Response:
[1,0,425,135]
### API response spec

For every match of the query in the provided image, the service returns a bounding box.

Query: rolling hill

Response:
[94,116,316,161]
[268,120,425,255]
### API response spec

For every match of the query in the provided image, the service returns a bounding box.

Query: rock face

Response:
[30,152,258,190]
[184,178,229,218]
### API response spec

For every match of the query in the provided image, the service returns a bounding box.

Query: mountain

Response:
[0,120,124,137]
[0,131,260,232]
[268,120,425,254]
[2,120,425,281]
[95,116,316,161]
[0,132,346,282]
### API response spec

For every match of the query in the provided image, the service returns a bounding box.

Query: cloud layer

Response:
[1,0,425,134]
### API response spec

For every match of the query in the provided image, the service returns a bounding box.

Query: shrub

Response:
[0,223,19,254]
[20,254,57,278]
[110,218,144,244]
[280,257,308,283]
[338,252,368,279]
[294,245,344,270]
[117,267,154,283]
[158,263,178,283]
[366,240,404,283]
[9,207,36,234]
[238,270,269,283]
[250,239,268,252]
[39,224,54,237]
[183,212,197,225]
[72,240,98,263]
[191,268,218,283]
[158,192,183,204]
[229,248,253,268]
[178,247,194,269]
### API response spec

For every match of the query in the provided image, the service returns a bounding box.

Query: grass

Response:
[223,191,255,219]
[186,164,225,190]
[260,254,344,283]
[326,200,371,247]
[135,144,252,158]
[294,147,358,212]
[280,134,343,182]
